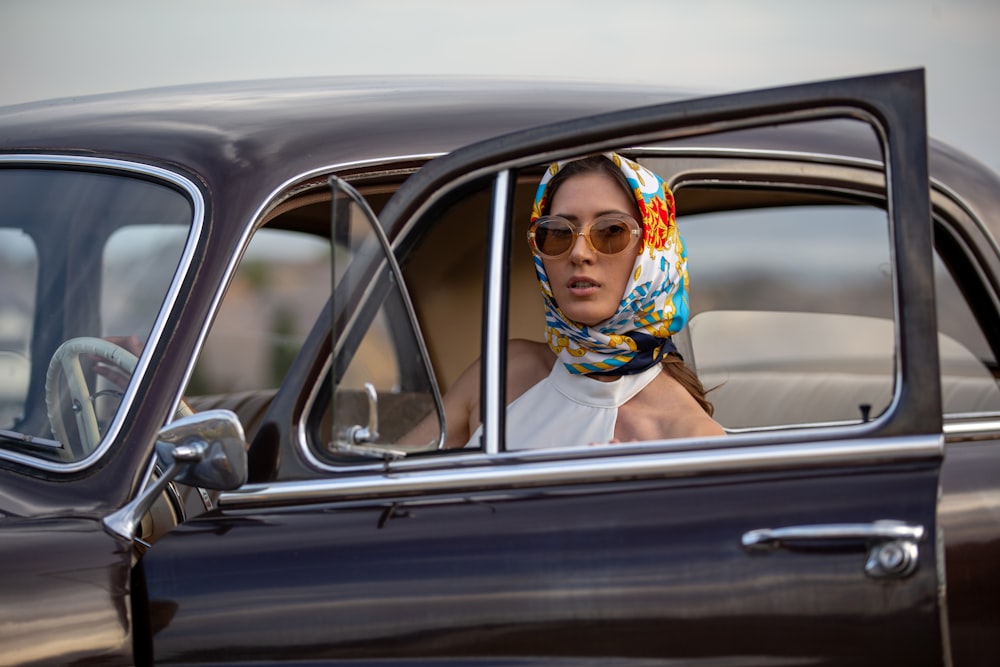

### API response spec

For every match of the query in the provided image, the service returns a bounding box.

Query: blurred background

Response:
[2,0,998,172]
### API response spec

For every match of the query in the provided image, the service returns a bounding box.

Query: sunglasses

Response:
[527,214,642,259]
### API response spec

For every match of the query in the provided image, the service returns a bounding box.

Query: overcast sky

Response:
[2,0,998,172]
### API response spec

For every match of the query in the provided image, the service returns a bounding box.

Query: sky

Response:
[2,0,999,172]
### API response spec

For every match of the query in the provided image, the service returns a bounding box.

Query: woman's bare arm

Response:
[397,340,554,450]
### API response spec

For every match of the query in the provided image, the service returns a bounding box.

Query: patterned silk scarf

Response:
[530,153,689,376]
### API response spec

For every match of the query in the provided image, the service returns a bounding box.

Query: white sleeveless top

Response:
[464,361,662,450]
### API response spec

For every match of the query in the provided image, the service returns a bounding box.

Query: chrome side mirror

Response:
[103,410,247,542]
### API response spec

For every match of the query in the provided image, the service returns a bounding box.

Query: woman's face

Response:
[543,170,641,327]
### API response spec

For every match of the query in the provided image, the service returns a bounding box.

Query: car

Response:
[1,69,999,666]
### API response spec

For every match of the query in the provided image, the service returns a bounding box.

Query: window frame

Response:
[248,70,947,489]
[0,155,205,473]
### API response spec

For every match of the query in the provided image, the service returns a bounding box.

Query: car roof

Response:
[0,76,687,182]
[2,75,999,239]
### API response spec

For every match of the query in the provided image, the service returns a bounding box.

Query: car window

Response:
[676,196,896,429]
[303,168,1000,466]
[296,174,549,464]
[933,228,1000,416]
[184,224,330,439]
[101,225,187,344]
[674,190,1000,430]
[323,182,439,462]
[0,228,36,428]
[0,165,194,464]
[318,165,914,456]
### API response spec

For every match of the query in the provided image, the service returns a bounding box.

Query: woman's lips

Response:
[567,277,600,296]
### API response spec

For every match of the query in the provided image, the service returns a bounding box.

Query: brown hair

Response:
[663,354,715,417]
[541,155,641,220]
[543,154,715,417]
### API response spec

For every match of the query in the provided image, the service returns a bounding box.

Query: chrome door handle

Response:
[742,520,925,579]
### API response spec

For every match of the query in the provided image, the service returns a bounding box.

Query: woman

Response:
[431,153,724,449]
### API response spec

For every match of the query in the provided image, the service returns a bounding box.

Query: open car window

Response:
[183,226,329,442]
[672,193,1000,429]
[678,198,895,430]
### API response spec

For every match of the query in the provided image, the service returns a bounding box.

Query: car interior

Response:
[185,151,1000,466]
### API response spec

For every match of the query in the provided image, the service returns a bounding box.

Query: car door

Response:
[140,69,947,665]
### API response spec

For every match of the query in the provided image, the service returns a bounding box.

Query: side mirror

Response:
[103,410,247,542]
[154,409,248,489]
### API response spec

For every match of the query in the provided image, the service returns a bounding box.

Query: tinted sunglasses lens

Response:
[591,217,637,254]
[534,218,574,256]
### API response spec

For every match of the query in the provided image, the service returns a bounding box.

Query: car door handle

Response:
[741,520,925,579]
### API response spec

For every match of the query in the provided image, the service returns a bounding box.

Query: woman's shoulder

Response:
[507,338,552,360]
[651,370,727,438]
[618,369,726,441]
[506,339,556,398]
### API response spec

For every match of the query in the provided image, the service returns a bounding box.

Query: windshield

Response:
[0,165,193,464]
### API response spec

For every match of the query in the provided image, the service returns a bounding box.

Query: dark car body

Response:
[1,70,999,666]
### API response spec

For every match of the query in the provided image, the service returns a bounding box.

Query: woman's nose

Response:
[567,231,594,262]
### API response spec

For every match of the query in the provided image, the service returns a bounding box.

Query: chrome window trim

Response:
[221,433,943,509]
[668,175,901,434]
[298,357,332,470]
[930,176,1000,267]
[0,154,205,473]
[650,172,904,446]
[671,179,887,199]
[630,145,885,172]
[943,416,1000,441]
[482,170,512,455]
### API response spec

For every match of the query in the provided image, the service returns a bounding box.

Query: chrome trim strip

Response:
[631,145,885,171]
[936,498,955,667]
[666,173,901,437]
[298,356,333,469]
[943,417,1000,439]
[930,176,1000,268]
[943,417,1000,433]
[0,154,205,473]
[672,178,887,202]
[221,433,942,508]
[482,170,511,455]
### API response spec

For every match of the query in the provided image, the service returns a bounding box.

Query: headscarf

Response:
[530,153,688,376]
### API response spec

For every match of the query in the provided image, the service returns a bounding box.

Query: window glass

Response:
[102,225,187,342]
[676,194,896,430]
[184,227,329,440]
[0,167,193,463]
[322,186,438,463]
[933,246,1000,415]
[0,229,37,428]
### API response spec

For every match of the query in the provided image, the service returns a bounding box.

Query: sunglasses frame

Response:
[527,214,642,259]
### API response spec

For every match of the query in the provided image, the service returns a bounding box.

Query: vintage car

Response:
[1,69,999,665]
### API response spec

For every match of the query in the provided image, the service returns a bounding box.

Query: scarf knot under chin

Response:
[531,153,688,377]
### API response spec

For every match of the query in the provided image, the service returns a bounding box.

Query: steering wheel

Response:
[45,337,193,457]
